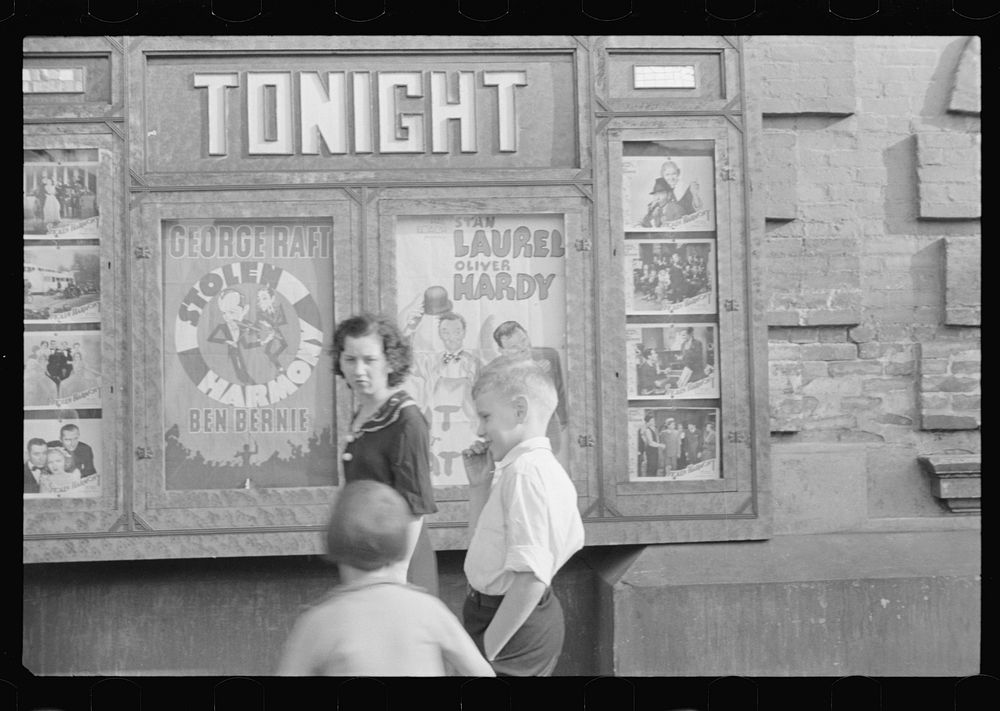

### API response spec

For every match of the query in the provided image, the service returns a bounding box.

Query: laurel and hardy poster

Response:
[624,239,716,315]
[621,143,715,233]
[162,219,337,490]
[628,406,719,481]
[23,149,100,239]
[395,214,569,486]
[626,323,719,400]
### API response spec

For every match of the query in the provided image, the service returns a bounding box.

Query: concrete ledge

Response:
[603,531,980,675]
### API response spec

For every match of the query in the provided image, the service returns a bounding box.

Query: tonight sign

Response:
[193,70,529,156]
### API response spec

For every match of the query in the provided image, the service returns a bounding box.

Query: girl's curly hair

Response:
[330,313,412,387]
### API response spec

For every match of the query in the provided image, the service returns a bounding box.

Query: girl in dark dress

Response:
[331,313,440,596]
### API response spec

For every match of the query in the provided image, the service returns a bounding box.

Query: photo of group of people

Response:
[23,149,100,238]
[627,324,718,400]
[23,149,105,500]
[22,419,101,498]
[24,332,101,409]
[629,407,719,480]
[624,239,715,315]
[620,141,722,482]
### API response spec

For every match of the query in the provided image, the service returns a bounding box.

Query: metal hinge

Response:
[721,166,737,181]
[575,239,592,252]
[577,434,595,448]
[134,246,152,259]
[726,430,750,445]
[724,299,740,312]
[135,446,154,459]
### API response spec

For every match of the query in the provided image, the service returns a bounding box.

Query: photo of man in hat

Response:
[640,159,703,228]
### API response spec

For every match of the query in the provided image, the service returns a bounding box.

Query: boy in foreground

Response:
[462,358,585,676]
[277,479,494,676]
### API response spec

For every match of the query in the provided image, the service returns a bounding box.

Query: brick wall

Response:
[749,35,981,526]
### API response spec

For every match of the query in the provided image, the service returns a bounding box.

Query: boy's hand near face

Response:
[462,439,494,533]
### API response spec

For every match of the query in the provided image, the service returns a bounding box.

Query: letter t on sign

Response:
[483,71,527,152]
[194,73,240,155]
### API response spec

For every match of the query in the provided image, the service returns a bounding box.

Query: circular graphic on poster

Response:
[173,262,324,408]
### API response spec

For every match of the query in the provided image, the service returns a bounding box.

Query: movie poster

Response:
[23,149,100,239]
[626,323,719,400]
[621,143,715,233]
[23,416,103,499]
[395,214,569,486]
[623,239,716,315]
[23,244,101,324]
[24,330,101,410]
[628,407,720,481]
[161,219,337,491]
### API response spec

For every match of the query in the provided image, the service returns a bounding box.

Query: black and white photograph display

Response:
[23,331,101,409]
[624,238,716,315]
[621,141,715,233]
[628,407,719,481]
[626,323,718,399]
[23,149,100,238]
[23,244,101,324]
[22,416,102,498]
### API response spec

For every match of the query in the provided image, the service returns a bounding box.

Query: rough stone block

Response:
[828,361,884,376]
[867,445,951,518]
[916,132,981,219]
[945,237,981,327]
[757,37,856,116]
[764,131,798,220]
[922,414,980,430]
[802,343,858,361]
[948,36,981,116]
[848,325,877,343]
[771,443,868,534]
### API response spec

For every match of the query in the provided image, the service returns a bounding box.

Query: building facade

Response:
[21,35,980,676]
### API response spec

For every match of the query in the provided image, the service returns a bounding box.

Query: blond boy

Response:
[462,357,585,676]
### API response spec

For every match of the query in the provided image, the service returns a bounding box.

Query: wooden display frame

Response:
[22,129,125,550]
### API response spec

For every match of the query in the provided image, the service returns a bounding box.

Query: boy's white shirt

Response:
[464,436,585,595]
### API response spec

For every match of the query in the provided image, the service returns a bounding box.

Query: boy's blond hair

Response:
[472,356,558,421]
[326,480,410,570]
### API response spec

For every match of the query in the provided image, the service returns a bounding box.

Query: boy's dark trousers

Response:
[462,586,564,676]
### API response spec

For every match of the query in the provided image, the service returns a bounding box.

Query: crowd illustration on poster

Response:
[628,407,719,481]
[395,214,569,486]
[161,219,337,490]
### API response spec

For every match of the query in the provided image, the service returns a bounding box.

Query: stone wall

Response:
[755,35,981,524]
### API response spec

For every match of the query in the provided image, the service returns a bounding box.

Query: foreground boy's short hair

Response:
[326,480,410,570]
[472,357,558,419]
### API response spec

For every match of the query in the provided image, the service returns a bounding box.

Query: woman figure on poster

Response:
[663,419,682,476]
[24,353,57,406]
[39,444,82,494]
[254,286,289,373]
[332,313,440,596]
[42,178,61,228]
